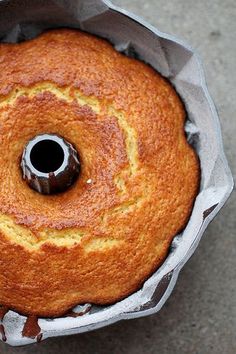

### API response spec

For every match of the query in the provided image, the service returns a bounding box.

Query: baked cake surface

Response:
[0,29,199,317]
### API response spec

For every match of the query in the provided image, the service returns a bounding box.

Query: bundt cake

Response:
[0,29,199,317]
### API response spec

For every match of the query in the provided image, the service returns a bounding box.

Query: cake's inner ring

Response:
[30,138,64,173]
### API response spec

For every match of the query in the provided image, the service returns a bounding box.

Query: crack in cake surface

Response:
[0,82,138,191]
[0,83,142,249]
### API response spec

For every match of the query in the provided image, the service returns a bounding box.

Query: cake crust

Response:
[0,29,200,317]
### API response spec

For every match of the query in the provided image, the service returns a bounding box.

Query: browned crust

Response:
[0,29,200,317]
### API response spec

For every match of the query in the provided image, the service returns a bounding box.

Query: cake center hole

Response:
[30,139,64,173]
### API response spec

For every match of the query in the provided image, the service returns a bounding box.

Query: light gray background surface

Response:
[0,0,235,353]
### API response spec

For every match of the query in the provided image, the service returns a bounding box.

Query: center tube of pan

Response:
[21,134,80,194]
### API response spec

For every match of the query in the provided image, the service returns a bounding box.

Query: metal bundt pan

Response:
[0,0,233,346]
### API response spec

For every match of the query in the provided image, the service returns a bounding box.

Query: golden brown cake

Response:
[0,29,199,317]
